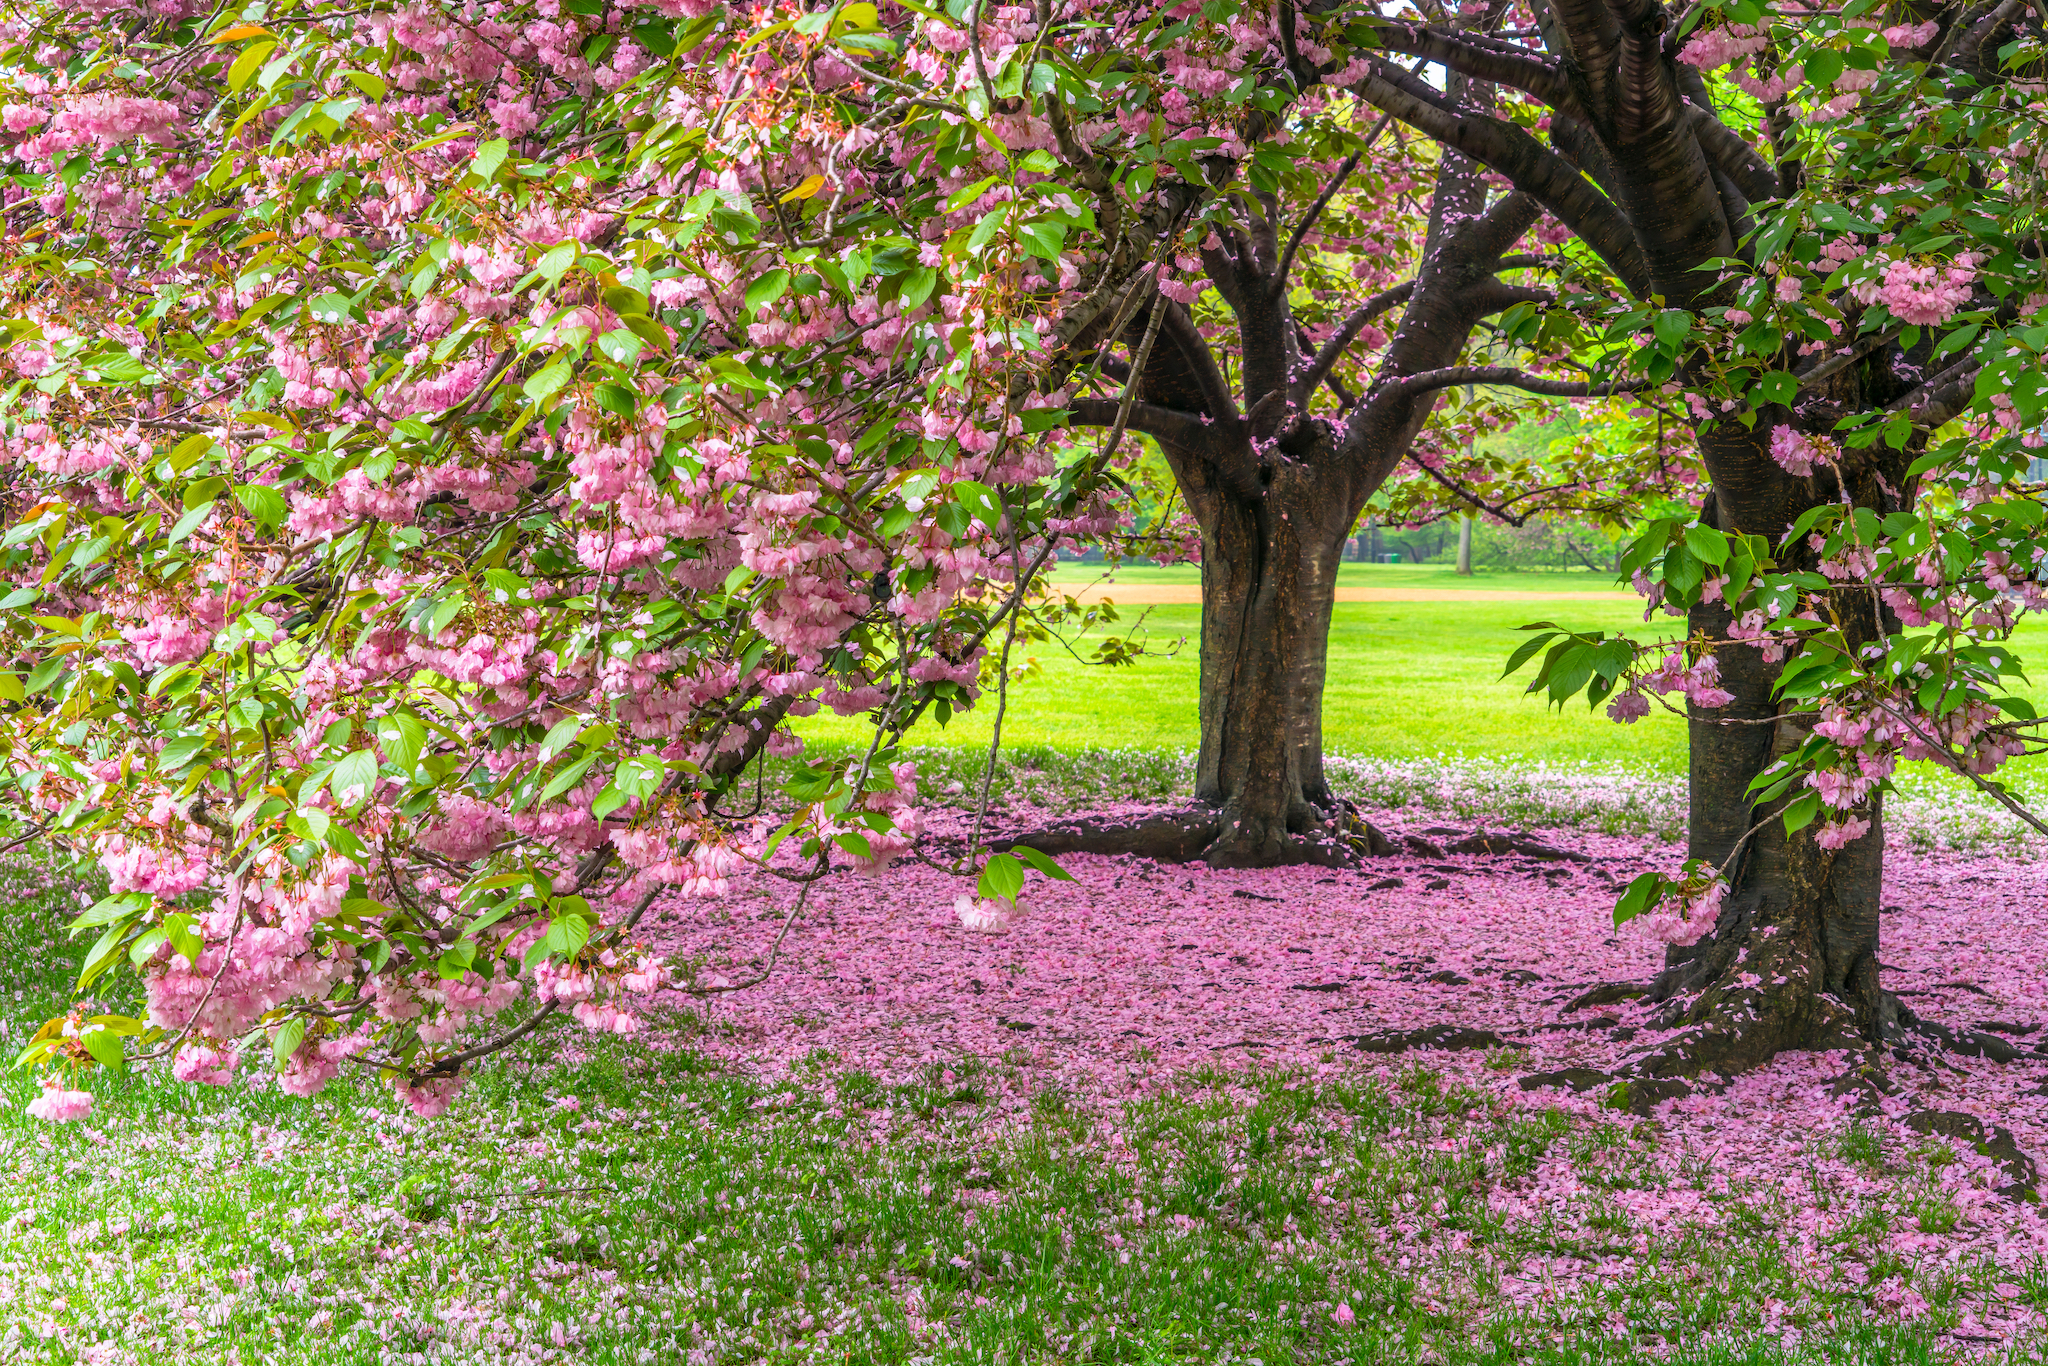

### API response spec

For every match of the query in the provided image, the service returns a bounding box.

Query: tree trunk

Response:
[1621,464,1907,1081]
[1456,514,1472,575]
[1191,460,1360,867]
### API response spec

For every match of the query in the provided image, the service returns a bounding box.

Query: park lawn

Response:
[0,859,2025,1366]
[800,588,2048,778]
[800,598,1693,769]
[1042,560,1622,589]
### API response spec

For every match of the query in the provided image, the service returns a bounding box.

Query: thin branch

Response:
[968,0,999,114]
[1386,364,1645,399]
[1297,280,1416,399]
[417,1002,561,1077]
[1084,289,1169,467]
[1272,149,1362,296]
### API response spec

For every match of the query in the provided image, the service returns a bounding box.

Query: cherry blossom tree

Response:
[0,0,1289,1111]
[1001,6,1669,869]
[1322,0,2048,1084]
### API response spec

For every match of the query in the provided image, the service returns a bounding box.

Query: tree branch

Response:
[1796,326,1901,395]
[1068,395,1219,449]
[1156,299,1240,424]
[1682,103,1780,205]
[1456,188,1545,266]
[1538,0,1622,110]
[1350,59,1652,296]
[1296,280,1415,401]
[1887,357,1980,429]
[1385,364,1645,399]
[1369,19,1579,113]
[1272,148,1361,296]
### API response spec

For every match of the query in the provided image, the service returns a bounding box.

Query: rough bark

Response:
[1047,65,1560,867]
[1190,453,1361,865]
[1343,0,2037,1077]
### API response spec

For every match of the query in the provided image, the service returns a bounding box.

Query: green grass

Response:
[1043,561,1624,588]
[2,864,2044,1365]
[803,597,1693,768]
[798,569,2048,828]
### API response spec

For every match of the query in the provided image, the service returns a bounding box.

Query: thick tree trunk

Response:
[1625,602,1894,1080]
[1192,461,1359,867]
[1621,463,1907,1081]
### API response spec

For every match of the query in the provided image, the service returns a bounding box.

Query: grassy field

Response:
[803,566,1689,768]
[800,563,2048,782]
[1040,562,1622,589]
[0,862,2027,1366]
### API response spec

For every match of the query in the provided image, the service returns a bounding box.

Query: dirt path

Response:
[1055,584,1634,605]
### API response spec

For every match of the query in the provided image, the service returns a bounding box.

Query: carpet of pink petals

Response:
[643,807,2048,1347]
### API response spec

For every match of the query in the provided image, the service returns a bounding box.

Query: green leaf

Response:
[1010,845,1074,881]
[168,500,216,545]
[272,1017,307,1066]
[234,484,288,529]
[1662,544,1705,599]
[612,753,667,799]
[1683,524,1729,567]
[524,362,573,403]
[1501,631,1559,678]
[164,913,202,964]
[77,921,132,990]
[157,734,212,772]
[329,748,380,807]
[472,138,510,182]
[978,852,1026,905]
[952,479,1002,529]
[1652,309,1693,349]
[375,710,429,773]
[1612,873,1663,927]
[227,40,278,94]
[538,753,597,805]
[82,1027,125,1071]
[966,203,1010,255]
[306,292,357,325]
[1752,370,1799,407]
[745,269,791,315]
[944,175,999,212]
[1781,790,1822,834]
[70,891,149,933]
[597,328,644,365]
[899,267,940,311]
[538,715,584,762]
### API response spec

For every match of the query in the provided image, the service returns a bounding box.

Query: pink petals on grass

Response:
[634,805,2048,1336]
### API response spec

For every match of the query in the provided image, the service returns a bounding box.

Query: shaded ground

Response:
[641,810,2048,1351]
[1,800,2045,1363]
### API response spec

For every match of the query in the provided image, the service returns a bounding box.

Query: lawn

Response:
[797,563,2048,808]
[801,580,1693,769]
[7,829,2048,1366]
[7,562,2048,1366]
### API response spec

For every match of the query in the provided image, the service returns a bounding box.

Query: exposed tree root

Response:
[1561,982,1647,1014]
[1349,1025,1503,1054]
[1904,1111,2039,1201]
[991,799,1393,869]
